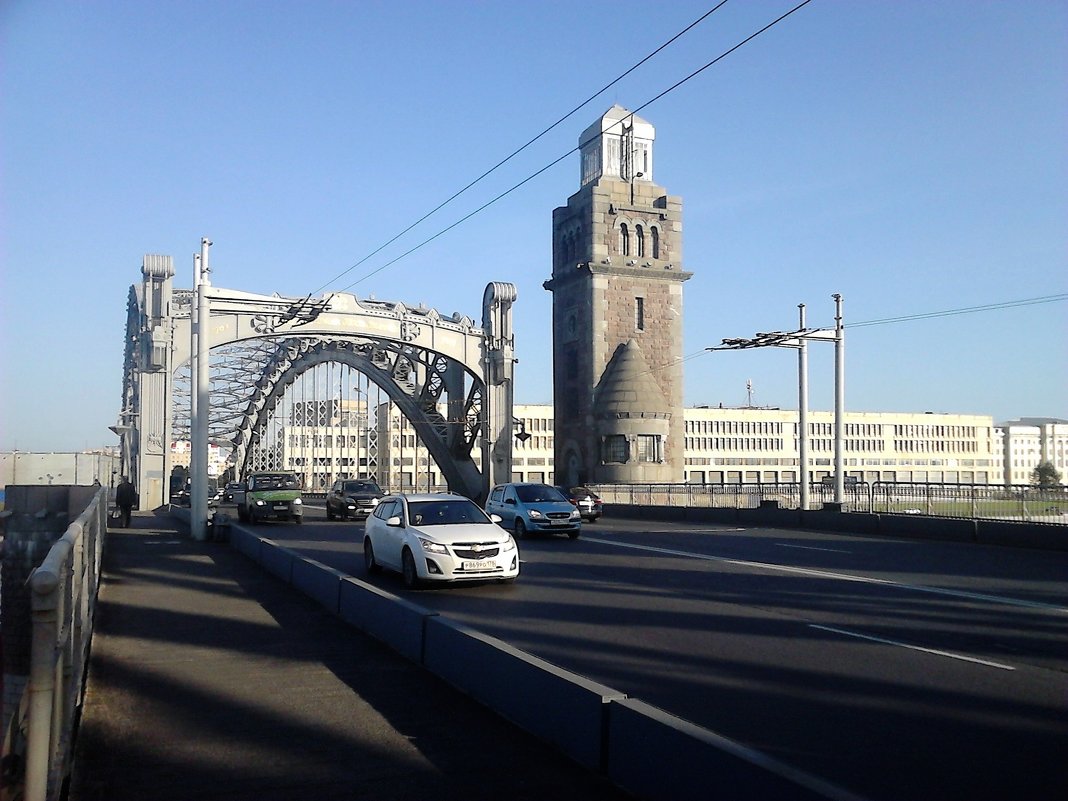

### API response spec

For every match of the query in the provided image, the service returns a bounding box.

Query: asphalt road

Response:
[236,504,1068,801]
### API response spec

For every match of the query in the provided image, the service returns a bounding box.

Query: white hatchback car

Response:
[364,494,520,588]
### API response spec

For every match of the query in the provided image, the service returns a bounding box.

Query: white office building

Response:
[996,417,1068,486]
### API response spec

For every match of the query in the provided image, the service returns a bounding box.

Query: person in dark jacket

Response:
[115,476,137,527]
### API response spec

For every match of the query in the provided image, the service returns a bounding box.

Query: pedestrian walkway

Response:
[69,512,629,801]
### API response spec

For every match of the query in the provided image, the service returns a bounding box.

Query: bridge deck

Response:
[69,514,628,800]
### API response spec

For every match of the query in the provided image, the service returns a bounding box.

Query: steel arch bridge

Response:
[120,255,518,509]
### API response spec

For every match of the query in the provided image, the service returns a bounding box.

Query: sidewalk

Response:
[69,512,629,801]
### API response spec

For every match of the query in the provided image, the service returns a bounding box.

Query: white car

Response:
[363,493,520,588]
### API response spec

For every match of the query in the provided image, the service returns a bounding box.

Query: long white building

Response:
[260,404,1062,491]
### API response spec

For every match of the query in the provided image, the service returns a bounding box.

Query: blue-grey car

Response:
[485,483,581,539]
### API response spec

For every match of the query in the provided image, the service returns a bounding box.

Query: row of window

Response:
[603,434,662,464]
[618,223,661,259]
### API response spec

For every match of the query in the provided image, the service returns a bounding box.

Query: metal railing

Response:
[9,488,107,801]
[588,481,1068,525]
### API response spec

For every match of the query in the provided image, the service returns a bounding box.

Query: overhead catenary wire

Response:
[650,293,1068,379]
[331,0,816,294]
[309,1,733,296]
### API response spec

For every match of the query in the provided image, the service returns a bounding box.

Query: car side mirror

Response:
[489,513,502,523]
[386,515,402,527]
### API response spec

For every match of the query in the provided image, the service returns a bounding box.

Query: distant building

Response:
[684,408,998,485]
[995,418,1068,486]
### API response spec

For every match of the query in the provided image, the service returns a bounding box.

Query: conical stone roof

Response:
[593,340,671,419]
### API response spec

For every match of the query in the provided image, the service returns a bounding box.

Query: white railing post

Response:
[26,568,59,801]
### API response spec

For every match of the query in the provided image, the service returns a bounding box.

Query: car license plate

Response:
[552,518,568,526]
[463,559,496,571]
[273,504,289,511]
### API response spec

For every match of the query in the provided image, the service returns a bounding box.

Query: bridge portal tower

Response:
[544,106,693,488]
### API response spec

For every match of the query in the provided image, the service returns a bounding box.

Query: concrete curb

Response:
[423,615,625,771]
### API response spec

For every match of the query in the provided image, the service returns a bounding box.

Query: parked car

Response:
[557,486,603,522]
[485,483,581,539]
[223,481,246,505]
[326,479,384,521]
[364,493,519,588]
[238,471,303,524]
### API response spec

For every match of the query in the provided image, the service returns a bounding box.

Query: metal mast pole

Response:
[798,303,810,512]
[192,237,212,541]
[833,293,845,504]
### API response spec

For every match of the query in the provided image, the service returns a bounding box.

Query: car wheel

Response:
[401,548,421,589]
[568,529,581,539]
[238,507,248,523]
[326,505,336,521]
[514,519,527,540]
[364,538,381,575]
[293,514,302,525]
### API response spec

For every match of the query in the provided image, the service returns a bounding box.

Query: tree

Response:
[1031,460,1062,488]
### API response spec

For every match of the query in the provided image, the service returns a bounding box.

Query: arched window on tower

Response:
[651,227,660,259]
[619,224,629,256]
[635,225,645,257]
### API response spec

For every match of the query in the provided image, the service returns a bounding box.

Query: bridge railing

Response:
[6,488,107,801]
[588,481,1068,525]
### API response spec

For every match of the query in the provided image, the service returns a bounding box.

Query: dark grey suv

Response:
[326,479,384,521]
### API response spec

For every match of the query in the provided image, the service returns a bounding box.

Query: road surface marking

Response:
[777,543,851,553]
[583,536,1068,614]
[809,624,1016,671]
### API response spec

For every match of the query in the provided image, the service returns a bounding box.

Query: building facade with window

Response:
[996,417,1068,486]
[683,407,999,485]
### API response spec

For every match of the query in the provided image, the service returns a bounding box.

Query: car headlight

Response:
[501,536,517,552]
[418,537,449,555]
[370,498,380,506]
[254,499,266,506]
[292,498,302,505]
[570,510,580,519]
[528,509,544,520]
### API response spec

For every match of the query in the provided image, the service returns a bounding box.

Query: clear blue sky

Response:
[2,0,1065,451]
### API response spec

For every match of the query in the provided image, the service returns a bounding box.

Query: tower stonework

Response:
[544,106,692,487]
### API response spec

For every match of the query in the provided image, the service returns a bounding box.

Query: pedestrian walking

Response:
[115,476,137,527]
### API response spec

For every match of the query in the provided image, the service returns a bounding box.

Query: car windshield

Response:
[407,499,490,526]
[253,474,300,490]
[515,484,566,503]
[571,487,599,499]
[343,481,381,494]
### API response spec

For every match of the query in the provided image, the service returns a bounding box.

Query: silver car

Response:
[364,494,520,588]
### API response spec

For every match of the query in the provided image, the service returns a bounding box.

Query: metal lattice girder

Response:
[228,337,485,497]
[127,280,514,506]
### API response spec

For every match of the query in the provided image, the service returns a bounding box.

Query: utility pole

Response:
[191,237,212,541]
[708,294,846,509]
[797,304,810,511]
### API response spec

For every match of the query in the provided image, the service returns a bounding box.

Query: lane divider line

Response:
[808,624,1016,671]
[582,536,1068,614]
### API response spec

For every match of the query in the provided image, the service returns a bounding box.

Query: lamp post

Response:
[191,237,212,541]
[708,294,846,509]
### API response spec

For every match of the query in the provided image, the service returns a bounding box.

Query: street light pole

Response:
[798,304,810,511]
[191,237,212,542]
[833,293,846,504]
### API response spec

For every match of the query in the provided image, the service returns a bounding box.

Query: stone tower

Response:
[544,106,692,487]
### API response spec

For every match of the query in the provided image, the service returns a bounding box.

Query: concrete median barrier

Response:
[607,697,864,801]
[338,577,436,663]
[423,616,626,771]
[259,538,295,583]
[292,557,345,613]
[229,526,261,562]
